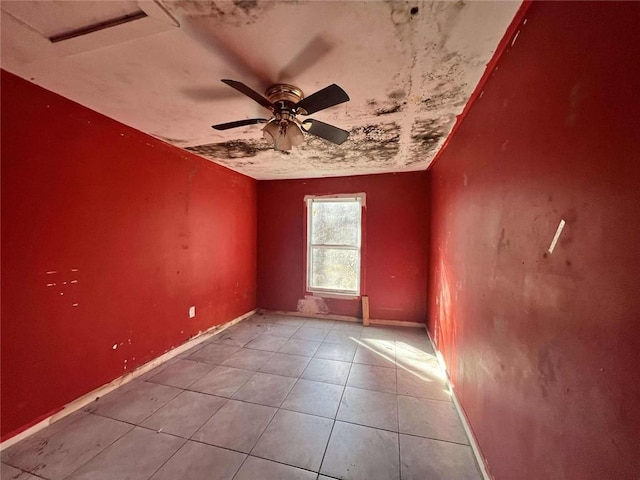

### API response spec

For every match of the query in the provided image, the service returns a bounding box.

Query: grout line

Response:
[316,353,354,476]
[140,434,188,480]
[59,419,137,480]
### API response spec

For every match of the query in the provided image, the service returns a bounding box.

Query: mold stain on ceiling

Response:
[0,0,522,179]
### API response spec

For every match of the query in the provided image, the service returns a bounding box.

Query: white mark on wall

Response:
[47,283,55,287]
[112,344,118,350]
[72,303,79,307]
[71,280,78,284]
[511,30,520,47]
[523,18,528,25]
[479,90,484,99]
[46,271,57,275]
[548,219,566,254]
[297,296,329,315]
[71,268,79,272]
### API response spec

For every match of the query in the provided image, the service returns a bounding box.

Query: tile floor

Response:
[1,314,482,480]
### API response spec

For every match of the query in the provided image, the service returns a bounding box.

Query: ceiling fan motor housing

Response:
[265,84,306,114]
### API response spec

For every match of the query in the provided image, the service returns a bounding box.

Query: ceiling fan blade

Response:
[302,119,349,145]
[277,36,333,83]
[181,86,238,102]
[221,80,273,110]
[295,84,350,115]
[182,17,274,87]
[212,118,268,130]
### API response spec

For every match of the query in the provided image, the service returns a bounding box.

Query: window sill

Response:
[307,291,360,301]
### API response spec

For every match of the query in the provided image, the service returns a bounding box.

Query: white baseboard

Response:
[259,309,425,328]
[425,326,492,480]
[0,309,256,451]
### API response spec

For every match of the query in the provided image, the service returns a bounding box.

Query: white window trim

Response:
[305,193,365,297]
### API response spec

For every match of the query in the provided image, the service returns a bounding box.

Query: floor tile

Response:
[278,338,322,357]
[245,334,290,352]
[395,341,438,370]
[398,396,468,444]
[189,366,254,397]
[353,341,396,367]
[320,421,400,480]
[66,427,184,480]
[233,456,316,480]
[274,315,307,326]
[141,390,226,438]
[192,400,276,453]
[293,326,330,342]
[150,440,246,480]
[259,352,311,377]
[221,348,273,371]
[314,342,356,362]
[400,434,481,480]
[336,387,398,431]
[1,464,43,480]
[86,382,180,424]
[395,335,435,355]
[147,359,213,388]
[264,324,300,338]
[301,358,351,385]
[360,326,397,341]
[211,331,260,347]
[176,343,206,359]
[330,322,364,334]
[251,409,333,471]
[1,414,131,480]
[214,323,263,340]
[281,379,344,418]
[324,330,360,344]
[397,368,450,401]
[187,343,240,364]
[347,364,397,394]
[303,318,336,329]
[232,372,296,407]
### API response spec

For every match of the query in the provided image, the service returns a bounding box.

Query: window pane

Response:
[311,201,360,246]
[310,247,359,292]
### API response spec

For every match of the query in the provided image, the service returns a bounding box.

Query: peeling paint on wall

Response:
[297,295,329,315]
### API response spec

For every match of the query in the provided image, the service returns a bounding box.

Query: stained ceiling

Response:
[1,1,520,179]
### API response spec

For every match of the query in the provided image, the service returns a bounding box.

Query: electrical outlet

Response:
[189,306,195,318]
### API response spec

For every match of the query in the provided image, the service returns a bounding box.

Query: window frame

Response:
[304,193,366,298]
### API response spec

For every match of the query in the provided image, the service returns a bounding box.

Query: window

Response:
[306,194,365,296]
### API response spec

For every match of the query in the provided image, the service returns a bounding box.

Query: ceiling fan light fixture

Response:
[289,122,304,147]
[262,120,304,151]
[262,120,279,143]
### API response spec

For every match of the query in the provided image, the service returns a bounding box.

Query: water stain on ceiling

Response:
[0,0,521,179]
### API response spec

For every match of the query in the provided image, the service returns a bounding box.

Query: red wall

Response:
[1,71,257,440]
[257,172,428,322]
[428,2,640,479]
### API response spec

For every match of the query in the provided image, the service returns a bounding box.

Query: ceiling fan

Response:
[212,79,351,151]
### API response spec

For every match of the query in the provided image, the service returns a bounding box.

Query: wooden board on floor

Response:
[362,296,370,326]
